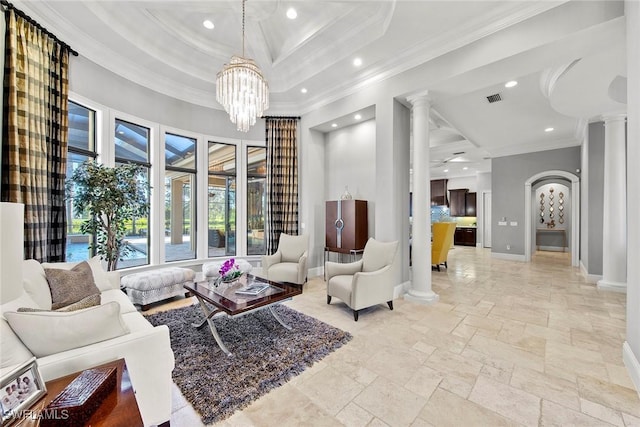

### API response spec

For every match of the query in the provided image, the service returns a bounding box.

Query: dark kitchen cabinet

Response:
[326,200,368,252]
[454,227,477,246]
[448,189,468,216]
[430,179,448,206]
[465,192,477,216]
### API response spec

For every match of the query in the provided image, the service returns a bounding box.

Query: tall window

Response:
[208,142,236,256]
[165,133,197,262]
[247,146,266,255]
[115,119,151,268]
[65,101,97,262]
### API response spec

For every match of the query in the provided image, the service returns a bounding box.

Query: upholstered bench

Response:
[122,267,195,311]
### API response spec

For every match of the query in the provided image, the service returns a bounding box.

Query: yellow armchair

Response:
[432,222,457,271]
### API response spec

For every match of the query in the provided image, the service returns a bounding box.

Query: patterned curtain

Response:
[265,117,299,253]
[1,9,70,262]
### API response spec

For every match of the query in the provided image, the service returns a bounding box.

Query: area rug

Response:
[146,304,352,424]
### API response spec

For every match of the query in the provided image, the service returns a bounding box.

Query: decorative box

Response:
[40,366,117,427]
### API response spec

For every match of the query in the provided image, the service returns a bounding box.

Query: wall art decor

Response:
[558,191,565,224]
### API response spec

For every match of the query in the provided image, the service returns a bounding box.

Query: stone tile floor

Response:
[146,247,639,426]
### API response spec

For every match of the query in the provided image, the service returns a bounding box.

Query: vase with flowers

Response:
[214,258,244,286]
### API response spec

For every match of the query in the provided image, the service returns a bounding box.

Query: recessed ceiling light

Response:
[286,8,297,19]
[505,80,518,88]
[545,127,554,132]
[354,114,362,120]
[331,123,338,128]
[463,167,468,170]
[300,88,307,94]
[443,169,449,173]
[203,19,214,30]
[353,57,362,67]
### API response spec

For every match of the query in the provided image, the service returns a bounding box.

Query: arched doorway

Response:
[524,170,580,267]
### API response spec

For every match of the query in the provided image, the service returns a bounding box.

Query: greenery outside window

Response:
[65,101,97,262]
[208,142,236,257]
[247,146,266,255]
[165,133,197,262]
[114,119,151,268]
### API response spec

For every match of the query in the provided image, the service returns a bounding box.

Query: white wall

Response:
[447,176,477,192]
[325,119,376,239]
[624,0,640,396]
[477,172,492,247]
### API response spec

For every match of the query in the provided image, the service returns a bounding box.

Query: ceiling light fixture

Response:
[216,0,269,132]
[286,7,297,19]
[505,80,518,88]
[545,127,554,132]
[353,57,362,67]
[331,123,338,128]
[203,19,215,29]
[463,167,468,170]
[300,88,307,94]
[354,114,362,120]
[443,169,449,173]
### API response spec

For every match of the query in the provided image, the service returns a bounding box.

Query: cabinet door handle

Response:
[335,218,344,231]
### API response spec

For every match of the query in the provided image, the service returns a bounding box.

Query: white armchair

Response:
[325,238,399,321]
[261,233,309,285]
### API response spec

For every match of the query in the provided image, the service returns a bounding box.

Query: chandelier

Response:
[216,0,269,132]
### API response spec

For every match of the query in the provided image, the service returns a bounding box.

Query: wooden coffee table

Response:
[184,274,302,356]
[21,359,142,427]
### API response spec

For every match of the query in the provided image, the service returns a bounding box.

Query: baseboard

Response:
[580,261,602,284]
[394,281,410,299]
[309,266,323,279]
[491,252,525,262]
[597,279,627,293]
[623,342,640,397]
[538,245,567,252]
[476,243,483,248]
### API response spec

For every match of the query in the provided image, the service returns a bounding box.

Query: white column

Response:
[598,114,627,292]
[405,93,438,304]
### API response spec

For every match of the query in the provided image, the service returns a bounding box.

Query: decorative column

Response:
[598,114,627,291]
[405,92,439,304]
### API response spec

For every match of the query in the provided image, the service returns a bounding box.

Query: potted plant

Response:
[67,161,149,271]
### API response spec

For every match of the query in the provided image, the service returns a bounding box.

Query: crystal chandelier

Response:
[216,0,269,132]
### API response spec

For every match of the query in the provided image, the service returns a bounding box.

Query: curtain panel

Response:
[265,117,299,253]
[1,9,70,262]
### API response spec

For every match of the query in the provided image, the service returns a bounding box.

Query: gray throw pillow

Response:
[17,294,101,313]
[45,261,101,310]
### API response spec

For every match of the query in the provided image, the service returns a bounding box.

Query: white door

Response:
[483,191,492,248]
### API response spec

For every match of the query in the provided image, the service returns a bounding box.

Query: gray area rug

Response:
[146,304,352,424]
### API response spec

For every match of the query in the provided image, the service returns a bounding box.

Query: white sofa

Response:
[0,257,175,426]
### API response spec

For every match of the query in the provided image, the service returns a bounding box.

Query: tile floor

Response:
[149,246,640,426]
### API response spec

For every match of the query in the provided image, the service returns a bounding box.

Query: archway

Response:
[524,170,580,267]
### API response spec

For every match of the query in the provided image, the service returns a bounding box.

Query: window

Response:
[208,142,236,256]
[165,133,197,262]
[115,119,151,269]
[65,101,96,262]
[247,146,266,255]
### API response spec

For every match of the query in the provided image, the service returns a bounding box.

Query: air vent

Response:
[486,93,502,103]
[453,151,465,156]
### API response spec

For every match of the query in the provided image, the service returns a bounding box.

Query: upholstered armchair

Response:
[325,238,399,321]
[261,233,309,285]
[432,222,457,271]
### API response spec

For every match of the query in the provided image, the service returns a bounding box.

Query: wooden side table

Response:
[18,359,142,427]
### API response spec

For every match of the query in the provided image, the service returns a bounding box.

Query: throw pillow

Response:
[45,261,100,310]
[17,294,101,313]
[4,302,129,358]
[43,256,113,292]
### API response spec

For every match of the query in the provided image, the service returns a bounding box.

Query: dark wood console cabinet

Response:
[326,200,368,252]
[465,192,477,216]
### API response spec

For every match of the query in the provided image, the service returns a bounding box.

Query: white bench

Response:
[122,267,195,311]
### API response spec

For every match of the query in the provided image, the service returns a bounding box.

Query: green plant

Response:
[67,161,149,271]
